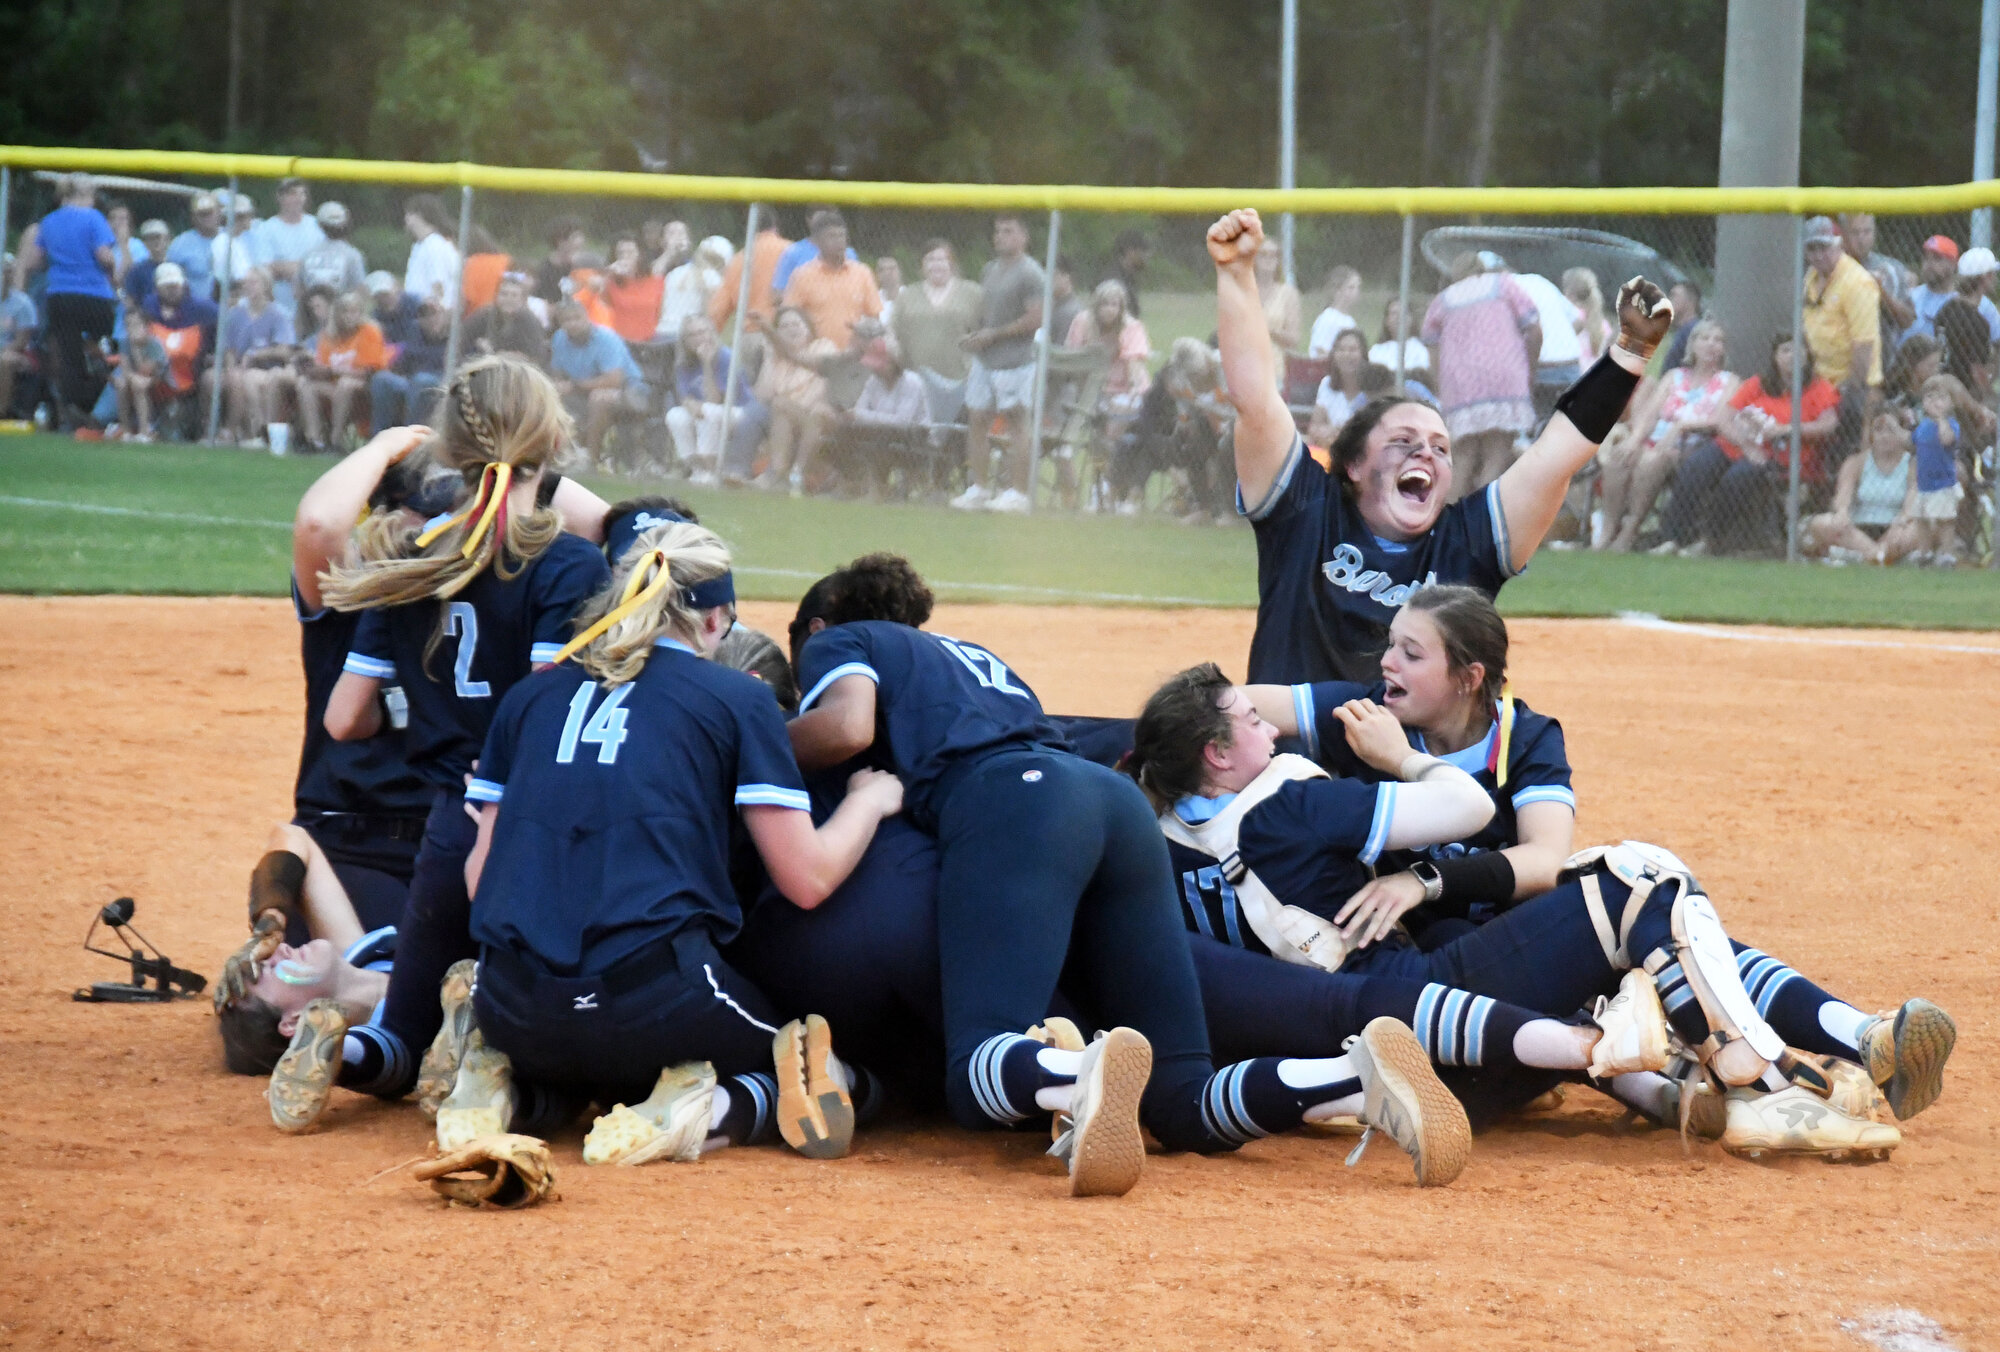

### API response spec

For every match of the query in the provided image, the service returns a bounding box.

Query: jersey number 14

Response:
[556,683,634,765]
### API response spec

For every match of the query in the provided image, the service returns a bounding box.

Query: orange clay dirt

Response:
[2,595,1997,1351]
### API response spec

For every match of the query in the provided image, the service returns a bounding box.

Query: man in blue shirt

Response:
[550,300,649,463]
[369,299,451,428]
[167,192,223,301]
[124,219,173,310]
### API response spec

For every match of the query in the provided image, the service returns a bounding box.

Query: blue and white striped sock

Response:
[966,1033,1052,1126]
[339,1023,414,1098]
[1411,983,1503,1066]
[1200,1057,1362,1146]
[1735,947,1868,1057]
[719,1071,779,1145]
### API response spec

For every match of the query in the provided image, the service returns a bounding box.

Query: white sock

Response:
[1277,1054,1354,1089]
[1035,1046,1081,1079]
[708,1084,732,1131]
[1606,1072,1672,1121]
[1819,1001,1873,1053]
[1035,1084,1074,1114]
[1513,1019,1595,1070]
[1302,1092,1365,1123]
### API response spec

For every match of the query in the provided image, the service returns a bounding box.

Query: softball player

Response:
[1248,585,1956,1129]
[454,521,903,1165]
[271,354,610,1134]
[785,554,1478,1193]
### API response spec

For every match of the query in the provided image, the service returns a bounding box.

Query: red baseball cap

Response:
[1923,234,1960,261]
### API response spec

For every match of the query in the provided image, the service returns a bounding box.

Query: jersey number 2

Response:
[443,602,491,698]
[556,683,633,765]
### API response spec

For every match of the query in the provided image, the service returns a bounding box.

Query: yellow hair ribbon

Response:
[547,549,672,667]
[1492,681,1516,789]
[413,462,512,558]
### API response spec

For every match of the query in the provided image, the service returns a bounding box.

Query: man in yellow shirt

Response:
[1802,214,1881,390]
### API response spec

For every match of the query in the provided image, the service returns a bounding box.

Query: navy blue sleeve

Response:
[1237,432,1323,526]
[341,606,396,679]
[1291,679,1381,765]
[467,679,530,805]
[730,679,812,813]
[795,626,881,712]
[1439,481,1517,585]
[1505,714,1574,814]
[1250,777,1398,869]
[528,539,611,665]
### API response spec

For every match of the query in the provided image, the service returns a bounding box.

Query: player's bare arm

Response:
[1496,277,1672,572]
[787,673,878,771]
[323,669,384,741]
[1209,209,1293,509]
[293,425,427,613]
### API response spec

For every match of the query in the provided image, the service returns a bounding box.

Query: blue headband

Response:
[604,508,689,566]
[684,572,736,610]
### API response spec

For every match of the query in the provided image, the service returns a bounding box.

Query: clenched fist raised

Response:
[1207,209,1265,273]
[1613,277,1674,360]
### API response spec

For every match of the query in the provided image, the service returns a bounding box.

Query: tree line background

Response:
[0,0,1984,189]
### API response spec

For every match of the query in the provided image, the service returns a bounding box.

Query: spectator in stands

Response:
[369,299,450,428]
[464,272,550,365]
[535,218,587,304]
[1358,359,1436,405]
[892,238,983,417]
[401,194,461,310]
[1421,251,1540,497]
[1938,248,2000,392]
[875,256,904,331]
[1369,296,1428,373]
[212,193,261,299]
[167,192,222,301]
[1881,333,1994,445]
[1255,239,1302,354]
[299,202,366,300]
[1802,409,1919,566]
[460,226,510,314]
[124,219,172,310]
[297,284,336,346]
[251,177,326,318]
[104,201,144,270]
[1043,257,1079,351]
[17,172,119,428]
[657,235,728,344]
[1109,337,1233,520]
[110,295,167,441]
[1065,278,1151,421]
[1501,257,1586,420]
[1643,279,1703,379]
[782,210,882,348]
[0,264,38,419]
[603,234,666,345]
[753,304,838,493]
[1909,375,1966,565]
[1595,317,1737,552]
[298,290,387,453]
[772,206,838,295]
[1903,236,1974,343]
[1312,328,1369,436]
[646,219,691,276]
[1655,332,1837,557]
[549,299,648,464]
[829,331,930,500]
[220,267,298,445]
[1108,229,1150,319]
[1800,214,1881,464]
[1307,265,1362,358]
[1839,211,1916,341]
[1564,267,1613,364]
[949,214,1043,514]
[365,272,420,350]
[665,313,741,482]
[709,205,789,333]
[142,262,219,440]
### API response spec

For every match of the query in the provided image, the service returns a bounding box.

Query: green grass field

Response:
[2,435,1995,628]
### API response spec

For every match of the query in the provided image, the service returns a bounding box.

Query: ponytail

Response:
[557,522,735,687]
[1125,663,1235,814]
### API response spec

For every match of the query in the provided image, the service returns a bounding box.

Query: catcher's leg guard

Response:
[1646,887,1785,1084]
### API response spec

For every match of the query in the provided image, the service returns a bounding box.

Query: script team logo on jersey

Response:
[1320,544,1436,609]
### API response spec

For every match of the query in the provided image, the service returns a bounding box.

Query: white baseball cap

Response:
[155,262,186,288]
[316,201,349,229]
[1958,247,1997,278]
[365,270,401,295]
[138,218,170,239]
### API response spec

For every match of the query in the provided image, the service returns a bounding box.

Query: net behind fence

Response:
[3,150,1995,568]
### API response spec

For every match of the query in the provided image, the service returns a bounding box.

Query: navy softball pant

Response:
[367,788,479,1098]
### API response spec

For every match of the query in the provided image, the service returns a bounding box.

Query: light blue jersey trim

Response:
[1291,684,1320,760]
[798,662,879,712]
[342,925,397,971]
[1487,481,1523,577]
[342,652,397,679]
[1511,784,1576,811]
[1415,721,1498,774]
[735,785,812,811]
[1360,782,1396,865]
[529,642,564,664]
[1172,792,1236,825]
[465,777,505,804]
[1237,435,1305,523]
[652,636,698,654]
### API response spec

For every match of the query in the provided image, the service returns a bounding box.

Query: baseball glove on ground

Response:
[412,1133,557,1209]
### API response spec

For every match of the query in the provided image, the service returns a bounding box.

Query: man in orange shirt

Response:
[300,291,387,452]
[781,210,881,347]
[707,205,789,333]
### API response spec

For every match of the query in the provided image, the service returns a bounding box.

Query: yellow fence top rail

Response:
[7,145,2000,215]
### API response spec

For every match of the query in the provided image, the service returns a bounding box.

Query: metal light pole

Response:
[206,175,238,443]
[1026,208,1062,510]
[1279,0,1298,285]
[718,203,760,478]
[1974,0,1999,249]
[441,184,473,381]
[1786,216,1805,563]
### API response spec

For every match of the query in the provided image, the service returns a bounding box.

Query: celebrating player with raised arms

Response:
[1208,207,1674,684]
[269,354,611,1135]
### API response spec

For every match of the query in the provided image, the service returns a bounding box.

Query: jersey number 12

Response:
[556,683,634,765]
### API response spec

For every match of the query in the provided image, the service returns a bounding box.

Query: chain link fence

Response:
[3,158,1994,568]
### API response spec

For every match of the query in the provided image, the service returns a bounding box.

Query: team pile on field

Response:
[208,211,1957,1204]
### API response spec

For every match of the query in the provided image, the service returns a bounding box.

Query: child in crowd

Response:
[1911,375,1963,566]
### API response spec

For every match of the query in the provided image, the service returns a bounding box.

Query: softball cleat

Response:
[268,998,349,1134]
[773,1015,854,1160]
[1588,969,1671,1079]
[415,959,479,1120]
[582,1062,717,1166]
[1048,1026,1151,1198]
[1028,1017,1088,1143]
[1859,999,1956,1121]
[1344,1017,1472,1187]
[434,1028,517,1153]
[1721,1085,1900,1162]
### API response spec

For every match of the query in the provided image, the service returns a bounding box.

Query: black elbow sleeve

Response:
[1551,354,1641,445]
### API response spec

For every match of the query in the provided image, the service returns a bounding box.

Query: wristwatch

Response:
[1409,861,1445,904]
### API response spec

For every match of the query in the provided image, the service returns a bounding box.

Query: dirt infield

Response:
[3,596,1996,1351]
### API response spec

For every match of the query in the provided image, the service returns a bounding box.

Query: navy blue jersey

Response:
[794,621,1069,831]
[341,533,609,787]
[1166,776,1393,953]
[292,578,432,820]
[1242,435,1518,684]
[344,925,397,973]
[467,640,811,975]
[1291,680,1574,863]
